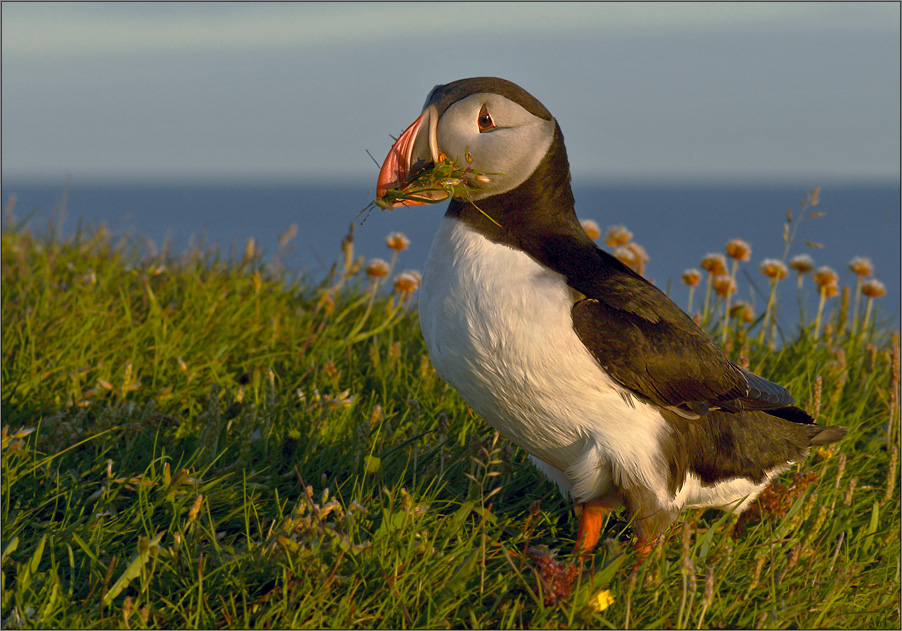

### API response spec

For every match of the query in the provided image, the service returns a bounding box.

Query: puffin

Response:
[375,77,846,556]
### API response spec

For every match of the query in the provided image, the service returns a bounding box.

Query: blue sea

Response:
[2,179,899,332]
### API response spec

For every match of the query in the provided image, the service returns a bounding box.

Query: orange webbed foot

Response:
[572,500,610,559]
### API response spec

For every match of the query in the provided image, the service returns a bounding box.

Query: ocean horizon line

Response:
[3,172,899,192]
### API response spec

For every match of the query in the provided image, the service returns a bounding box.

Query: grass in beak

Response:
[360,157,504,227]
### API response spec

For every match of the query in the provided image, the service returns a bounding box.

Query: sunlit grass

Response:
[1,188,899,629]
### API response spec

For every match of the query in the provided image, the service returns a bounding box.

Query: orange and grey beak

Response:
[376,106,441,208]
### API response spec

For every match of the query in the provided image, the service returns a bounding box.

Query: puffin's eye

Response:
[477,104,495,132]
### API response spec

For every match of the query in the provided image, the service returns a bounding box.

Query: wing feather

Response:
[565,246,794,413]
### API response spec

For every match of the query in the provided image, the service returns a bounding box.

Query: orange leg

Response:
[631,534,666,570]
[572,499,609,557]
[632,537,654,561]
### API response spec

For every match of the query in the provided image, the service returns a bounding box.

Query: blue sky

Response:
[2,2,900,183]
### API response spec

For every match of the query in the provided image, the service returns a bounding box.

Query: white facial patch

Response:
[436,93,556,199]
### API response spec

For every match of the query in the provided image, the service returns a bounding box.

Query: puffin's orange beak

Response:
[376,106,440,208]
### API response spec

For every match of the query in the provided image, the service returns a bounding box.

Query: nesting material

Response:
[375,156,498,209]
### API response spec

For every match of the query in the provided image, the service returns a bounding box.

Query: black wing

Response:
[557,242,794,413]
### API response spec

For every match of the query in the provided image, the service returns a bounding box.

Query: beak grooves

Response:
[376,107,439,207]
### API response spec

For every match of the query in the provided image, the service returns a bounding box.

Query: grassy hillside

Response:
[2,195,899,629]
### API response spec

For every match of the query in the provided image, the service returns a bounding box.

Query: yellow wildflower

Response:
[789,254,814,275]
[862,279,886,298]
[589,589,615,612]
[814,446,833,460]
[712,274,736,298]
[365,258,390,278]
[812,266,838,289]
[394,272,420,293]
[701,253,727,276]
[386,232,410,252]
[759,258,788,280]
[681,269,702,287]
[581,219,601,241]
[849,256,874,277]
[604,225,633,247]
[725,238,752,262]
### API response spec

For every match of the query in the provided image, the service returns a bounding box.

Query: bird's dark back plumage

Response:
[659,406,846,495]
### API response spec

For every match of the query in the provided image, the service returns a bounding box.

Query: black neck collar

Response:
[446,123,594,270]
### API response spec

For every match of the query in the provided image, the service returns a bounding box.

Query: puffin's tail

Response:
[766,405,847,447]
[809,425,848,446]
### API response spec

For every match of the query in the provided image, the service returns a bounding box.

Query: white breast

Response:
[418,217,672,505]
